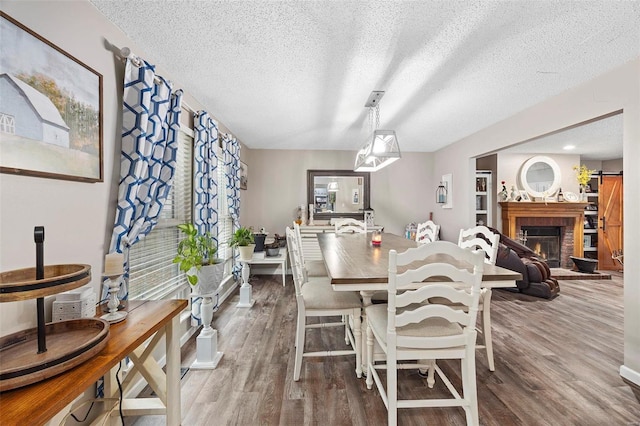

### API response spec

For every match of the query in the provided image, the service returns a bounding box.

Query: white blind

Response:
[128,128,193,300]
[217,154,234,275]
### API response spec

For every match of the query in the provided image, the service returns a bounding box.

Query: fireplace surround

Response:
[500,202,588,269]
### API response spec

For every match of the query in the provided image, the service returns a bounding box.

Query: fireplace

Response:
[500,201,588,269]
[521,226,561,267]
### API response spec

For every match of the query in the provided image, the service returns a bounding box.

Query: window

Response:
[0,113,16,134]
[128,127,193,300]
[217,153,234,275]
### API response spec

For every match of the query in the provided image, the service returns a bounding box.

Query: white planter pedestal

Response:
[190,294,223,369]
[236,261,255,308]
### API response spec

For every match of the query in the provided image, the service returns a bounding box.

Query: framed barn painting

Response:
[0,12,103,182]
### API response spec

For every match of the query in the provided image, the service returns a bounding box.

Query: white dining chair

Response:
[415,220,440,244]
[458,225,500,372]
[293,222,327,279]
[365,240,484,425]
[334,218,367,234]
[285,227,363,380]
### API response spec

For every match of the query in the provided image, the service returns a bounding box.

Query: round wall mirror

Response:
[520,155,561,199]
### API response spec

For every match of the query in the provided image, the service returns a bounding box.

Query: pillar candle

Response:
[105,252,124,276]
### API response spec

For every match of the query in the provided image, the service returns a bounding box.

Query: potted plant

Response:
[173,223,223,294]
[228,227,255,261]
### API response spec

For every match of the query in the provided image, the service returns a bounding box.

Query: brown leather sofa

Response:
[488,227,560,299]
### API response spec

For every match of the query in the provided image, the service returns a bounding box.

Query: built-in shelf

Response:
[582,175,600,260]
[475,171,492,227]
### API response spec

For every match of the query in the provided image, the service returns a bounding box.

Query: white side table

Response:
[244,252,288,287]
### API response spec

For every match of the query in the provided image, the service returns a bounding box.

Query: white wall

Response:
[240,149,434,237]
[432,58,640,386]
[0,2,236,337]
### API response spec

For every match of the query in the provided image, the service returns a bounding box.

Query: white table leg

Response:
[166,313,180,426]
[359,290,375,377]
[282,256,287,287]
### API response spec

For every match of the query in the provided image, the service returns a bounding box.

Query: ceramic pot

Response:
[238,244,256,261]
[195,262,224,295]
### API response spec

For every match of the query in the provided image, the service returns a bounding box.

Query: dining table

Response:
[316,232,523,375]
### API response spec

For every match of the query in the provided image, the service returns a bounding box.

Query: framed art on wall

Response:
[0,12,103,182]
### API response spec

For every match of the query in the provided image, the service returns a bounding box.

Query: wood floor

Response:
[131,272,639,425]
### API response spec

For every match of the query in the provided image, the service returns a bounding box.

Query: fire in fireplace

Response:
[521,226,561,268]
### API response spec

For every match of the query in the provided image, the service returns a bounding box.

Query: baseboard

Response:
[620,365,640,388]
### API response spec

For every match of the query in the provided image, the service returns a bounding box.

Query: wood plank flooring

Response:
[130,273,640,425]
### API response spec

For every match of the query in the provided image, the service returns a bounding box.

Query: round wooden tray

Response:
[0,318,109,392]
[0,264,91,302]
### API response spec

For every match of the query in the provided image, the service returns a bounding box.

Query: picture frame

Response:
[519,190,531,202]
[0,12,103,182]
[583,235,591,247]
[239,161,248,190]
[352,188,360,204]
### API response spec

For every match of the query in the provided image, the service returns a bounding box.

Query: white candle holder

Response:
[101,274,127,323]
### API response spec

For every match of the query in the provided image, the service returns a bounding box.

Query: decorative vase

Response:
[510,186,518,201]
[196,262,224,295]
[579,185,586,201]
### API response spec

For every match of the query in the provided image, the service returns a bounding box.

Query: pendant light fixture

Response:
[354,91,401,172]
[327,181,339,192]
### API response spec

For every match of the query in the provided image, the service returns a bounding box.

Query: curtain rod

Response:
[116,46,164,86]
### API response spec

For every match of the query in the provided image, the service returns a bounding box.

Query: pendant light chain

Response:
[375,104,380,129]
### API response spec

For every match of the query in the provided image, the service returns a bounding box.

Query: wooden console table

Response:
[0,299,187,426]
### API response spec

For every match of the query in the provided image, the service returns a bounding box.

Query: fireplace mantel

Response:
[499,201,588,259]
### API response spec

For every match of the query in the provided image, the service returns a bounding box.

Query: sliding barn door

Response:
[598,175,623,270]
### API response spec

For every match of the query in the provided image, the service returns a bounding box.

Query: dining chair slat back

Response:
[293,221,327,279]
[365,240,484,425]
[458,225,500,265]
[334,218,367,234]
[285,227,363,381]
[457,225,501,372]
[415,220,440,244]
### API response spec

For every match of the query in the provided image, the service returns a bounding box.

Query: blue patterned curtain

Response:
[191,111,219,325]
[193,111,219,241]
[107,57,183,299]
[223,133,242,274]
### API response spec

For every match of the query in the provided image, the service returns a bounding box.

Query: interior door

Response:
[598,175,623,270]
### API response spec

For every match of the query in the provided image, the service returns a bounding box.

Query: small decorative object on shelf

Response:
[573,164,596,201]
[364,208,375,227]
[101,252,127,324]
[371,230,382,246]
[295,205,304,225]
[405,222,417,240]
[498,181,508,202]
[510,185,518,201]
[308,203,314,225]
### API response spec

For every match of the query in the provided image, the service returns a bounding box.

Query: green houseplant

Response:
[228,227,256,261]
[173,223,222,288]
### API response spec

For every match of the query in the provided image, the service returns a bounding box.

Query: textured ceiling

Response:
[499,113,624,161]
[89,1,640,155]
